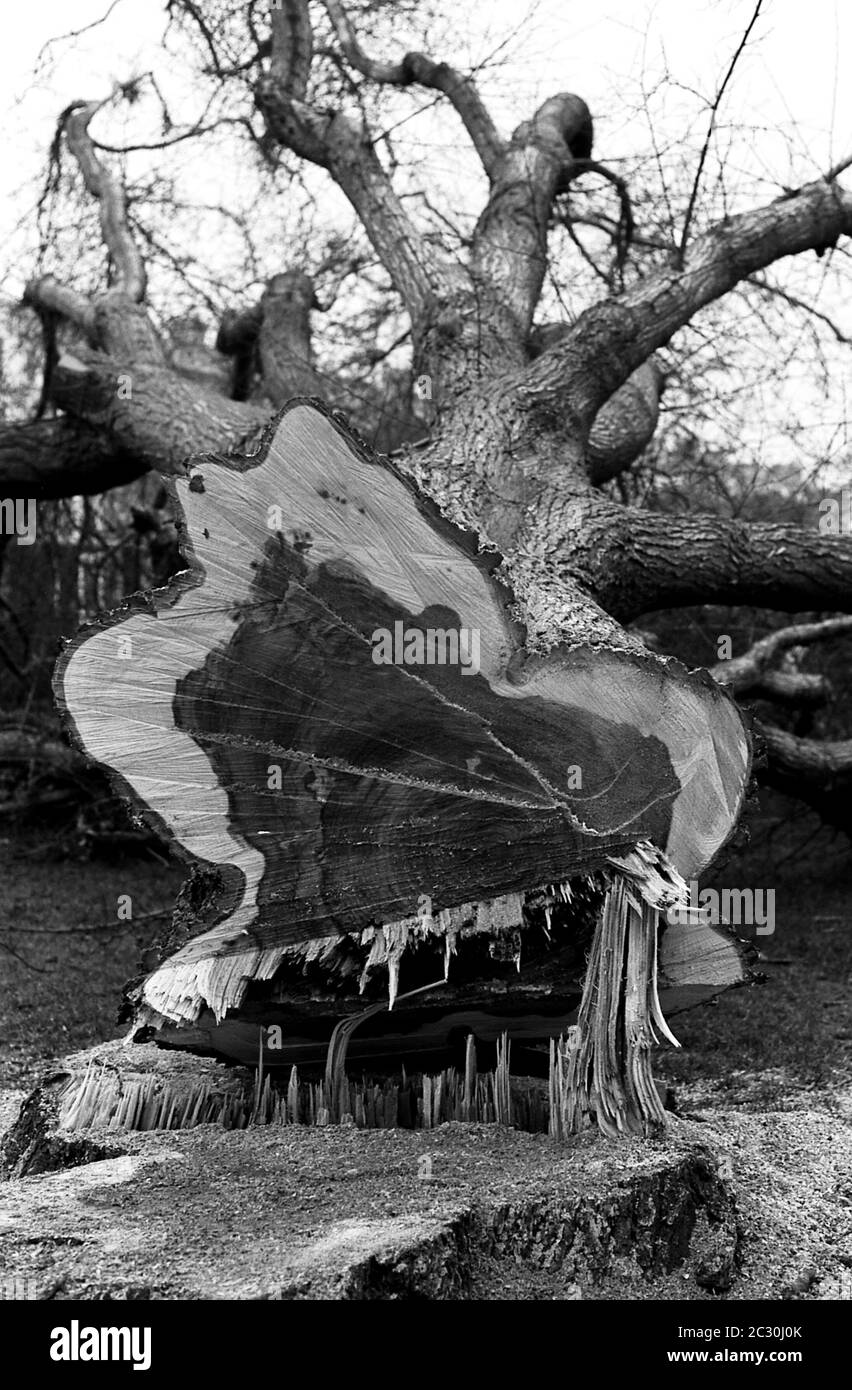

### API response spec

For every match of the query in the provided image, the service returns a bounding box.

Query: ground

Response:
[0,806,850,1300]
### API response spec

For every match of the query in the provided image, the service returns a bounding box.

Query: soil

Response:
[0,1104,849,1300]
[0,833,182,1090]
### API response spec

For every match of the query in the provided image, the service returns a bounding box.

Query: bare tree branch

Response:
[748,273,852,345]
[586,360,664,483]
[255,1,441,322]
[733,669,827,706]
[678,0,764,260]
[34,0,125,69]
[64,96,147,301]
[23,275,95,336]
[471,94,593,333]
[758,723,852,781]
[257,270,321,402]
[710,615,852,694]
[92,114,256,154]
[564,509,852,621]
[518,175,852,429]
[0,416,141,498]
[269,0,313,99]
[756,721,852,834]
[556,157,635,286]
[49,350,266,474]
[322,0,504,179]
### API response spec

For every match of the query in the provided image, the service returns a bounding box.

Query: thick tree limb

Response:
[22,275,95,337]
[586,360,664,483]
[734,669,827,707]
[256,1,440,322]
[90,295,166,366]
[0,417,144,498]
[24,94,165,386]
[49,351,267,474]
[16,108,322,495]
[269,0,313,100]
[518,176,852,428]
[15,93,263,499]
[471,94,593,333]
[64,98,146,301]
[758,723,852,780]
[757,722,852,834]
[217,304,263,354]
[710,616,852,700]
[217,302,263,400]
[167,314,230,393]
[23,278,165,379]
[257,270,322,403]
[217,272,323,404]
[543,504,852,622]
[322,0,504,179]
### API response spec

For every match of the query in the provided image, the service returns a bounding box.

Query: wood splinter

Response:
[560,877,680,1137]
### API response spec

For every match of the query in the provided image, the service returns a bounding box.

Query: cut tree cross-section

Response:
[55,399,751,1135]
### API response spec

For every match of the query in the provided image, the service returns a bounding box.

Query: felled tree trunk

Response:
[55,401,751,1135]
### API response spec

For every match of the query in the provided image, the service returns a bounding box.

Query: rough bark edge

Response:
[52,400,750,1035]
[53,393,751,880]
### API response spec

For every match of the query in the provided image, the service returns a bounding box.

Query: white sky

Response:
[2,0,852,472]
[3,0,850,190]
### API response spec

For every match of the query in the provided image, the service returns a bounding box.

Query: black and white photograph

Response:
[0,0,850,1356]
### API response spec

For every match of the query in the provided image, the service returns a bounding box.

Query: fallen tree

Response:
[56,398,751,1135]
[6,1,851,1133]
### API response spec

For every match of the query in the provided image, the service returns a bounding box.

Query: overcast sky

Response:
[4,0,851,280]
[3,3,849,150]
[4,0,851,231]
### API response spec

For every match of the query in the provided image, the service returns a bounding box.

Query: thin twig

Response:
[3,908,171,936]
[679,1,764,262]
